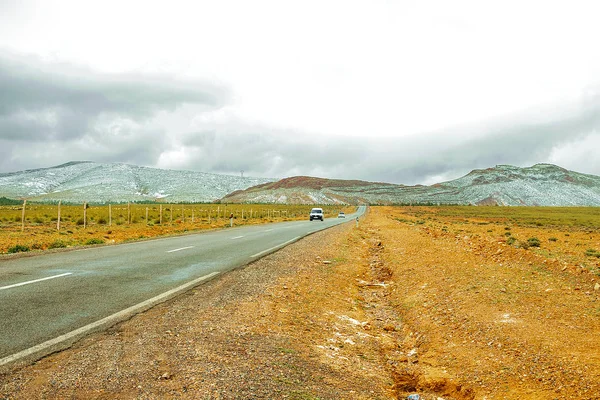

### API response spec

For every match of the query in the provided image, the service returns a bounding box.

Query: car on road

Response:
[337,212,345,218]
[309,208,324,221]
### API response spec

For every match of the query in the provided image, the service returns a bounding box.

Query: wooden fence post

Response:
[83,202,87,229]
[57,200,61,231]
[21,199,26,232]
[170,205,173,225]
[146,207,149,225]
[182,204,185,223]
[127,202,131,225]
[159,204,163,225]
[109,204,112,226]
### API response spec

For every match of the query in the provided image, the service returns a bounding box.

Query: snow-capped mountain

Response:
[0,161,275,203]
[223,164,600,206]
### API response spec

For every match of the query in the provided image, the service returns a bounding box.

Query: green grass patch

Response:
[585,249,600,258]
[48,240,69,249]
[7,244,30,253]
[85,238,105,245]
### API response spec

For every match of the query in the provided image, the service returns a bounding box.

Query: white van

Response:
[309,208,324,221]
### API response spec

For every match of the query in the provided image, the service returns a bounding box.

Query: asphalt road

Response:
[0,206,366,366]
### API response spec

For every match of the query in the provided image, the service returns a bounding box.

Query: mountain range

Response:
[0,161,274,204]
[223,164,600,206]
[1,162,600,206]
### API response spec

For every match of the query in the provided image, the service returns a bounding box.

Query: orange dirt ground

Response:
[1,206,599,399]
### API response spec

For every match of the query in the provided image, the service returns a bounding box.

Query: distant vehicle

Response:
[309,207,324,221]
[337,212,345,218]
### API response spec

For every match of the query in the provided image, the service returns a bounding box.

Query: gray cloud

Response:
[0,51,229,171]
[2,51,600,185]
[361,94,600,184]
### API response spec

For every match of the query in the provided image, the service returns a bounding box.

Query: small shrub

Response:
[33,216,44,224]
[506,236,516,246]
[48,240,68,249]
[585,249,600,258]
[85,238,104,245]
[527,237,541,248]
[7,244,30,253]
[31,243,43,250]
[76,218,85,226]
[549,237,558,242]
[505,232,512,237]
[97,217,107,225]
[520,241,530,250]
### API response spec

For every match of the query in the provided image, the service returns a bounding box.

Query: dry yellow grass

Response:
[0,203,354,254]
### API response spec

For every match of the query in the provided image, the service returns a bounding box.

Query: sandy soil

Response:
[1,207,599,399]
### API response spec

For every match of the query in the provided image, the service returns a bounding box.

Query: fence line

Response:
[3,202,338,232]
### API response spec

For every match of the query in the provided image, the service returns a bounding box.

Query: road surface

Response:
[0,206,366,367]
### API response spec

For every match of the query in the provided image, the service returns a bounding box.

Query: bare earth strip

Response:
[1,207,600,399]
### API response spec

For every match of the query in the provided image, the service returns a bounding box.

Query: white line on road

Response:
[0,271,220,368]
[0,273,73,291]
[251,236,301,258]
[166,246,195,253]
[263,229,274,232]
[231,236,244,240]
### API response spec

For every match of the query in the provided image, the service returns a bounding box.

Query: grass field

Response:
[394,206,600,276]
[0,203,352,254]
[414,205,600,229]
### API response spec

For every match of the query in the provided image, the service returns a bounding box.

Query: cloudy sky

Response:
[1,0,600,185]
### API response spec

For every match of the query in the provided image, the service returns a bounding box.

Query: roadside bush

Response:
[506,236,516,246]
[97,217,107,225]
[527,237,541,248]
[85,238,104,245]
[76,218,85,226]
[549,237,558,242]
[48,240,68,249]
[7,244,30,253]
